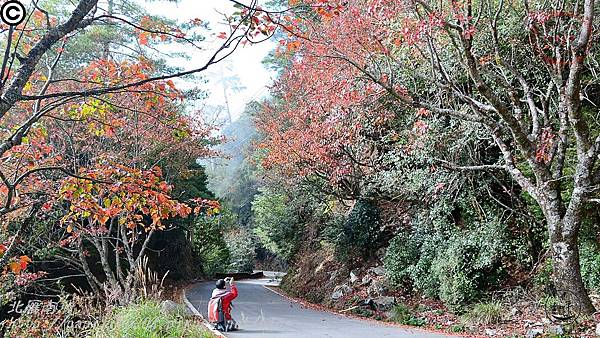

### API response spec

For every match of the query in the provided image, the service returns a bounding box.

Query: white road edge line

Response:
[261,284,465,338]
[262,284,298,302]
[182,287,226,338]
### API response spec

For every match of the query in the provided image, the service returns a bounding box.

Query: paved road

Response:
[186,279,461,338]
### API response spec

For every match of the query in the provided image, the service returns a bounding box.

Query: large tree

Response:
[250,0,599,312]
[0,0,263,297]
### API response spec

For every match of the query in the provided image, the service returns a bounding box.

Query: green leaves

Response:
[251,187,300,260]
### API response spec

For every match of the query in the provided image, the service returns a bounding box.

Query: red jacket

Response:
[208,284,238,321]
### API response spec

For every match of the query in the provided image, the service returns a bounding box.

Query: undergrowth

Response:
[90,300,213,338]
[390,303,427,327]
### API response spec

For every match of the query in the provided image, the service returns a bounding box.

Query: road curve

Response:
[186,279,462,338]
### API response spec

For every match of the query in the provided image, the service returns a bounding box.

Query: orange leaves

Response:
[59,164,214,238]
[166,80,176,90]
[7,256,31,275]
[176,204,192,218]
[8,262,20,274]
[81,59,157,89]
[0,6,224,290]
[136,16,184,46]
[190,198,221,216]
[139,32,149,46]
[286,40,302,52]
[478,54,493,65]
[55,60,193,168]
[307,0,345,19]
[0,244,32,276]
[151,165,163,177]
[20,255,31,267]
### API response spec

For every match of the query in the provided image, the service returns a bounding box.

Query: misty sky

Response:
[137,0,276,121]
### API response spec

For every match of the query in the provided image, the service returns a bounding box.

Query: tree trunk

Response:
[549,218,596,314]
[77,239,101,294]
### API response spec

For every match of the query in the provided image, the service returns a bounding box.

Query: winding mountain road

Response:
[186,278,461,338]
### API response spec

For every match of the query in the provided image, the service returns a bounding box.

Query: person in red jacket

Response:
[208,277,238,331]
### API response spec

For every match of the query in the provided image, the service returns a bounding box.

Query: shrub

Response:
[336,199,382,262]
[350,306,374,317]
[451,324,466,332]
[385,213,513,311]
[431,222,508,310]
[383,231,419,286]
[532,257,553,290]
[384,199,455,297]
[389,303,427,327]
[91,300,212,338]
[461,301,504,326]
[390,303,412,321]
[579,240,600,291]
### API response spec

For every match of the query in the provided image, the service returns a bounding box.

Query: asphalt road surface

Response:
[186,279,461,338]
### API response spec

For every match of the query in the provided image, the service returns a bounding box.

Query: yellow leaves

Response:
[80,104,96,119]
[66,224,73,233]
[23,82,33,92]
[37,125,48,137]
[205,207,221,217]
[69,98,110,122]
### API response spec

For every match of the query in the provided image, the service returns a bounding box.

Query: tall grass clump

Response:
[461,300,504,326]
[91,300,214,338]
